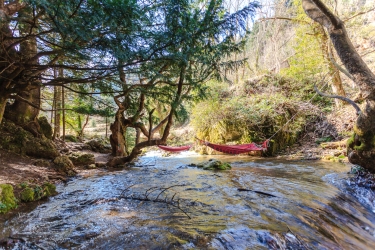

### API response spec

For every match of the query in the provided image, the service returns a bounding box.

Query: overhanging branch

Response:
[313,84,361,115]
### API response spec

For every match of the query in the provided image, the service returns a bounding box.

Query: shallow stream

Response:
[1,151,375,249]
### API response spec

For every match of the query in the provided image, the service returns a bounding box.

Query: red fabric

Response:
[198,138,268,155]
[157,145,191,152]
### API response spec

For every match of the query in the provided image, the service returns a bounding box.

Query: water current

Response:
[1,151,375,249]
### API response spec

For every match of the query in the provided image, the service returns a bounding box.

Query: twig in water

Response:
[238,188,278,197]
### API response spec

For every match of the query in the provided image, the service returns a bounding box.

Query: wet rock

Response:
[0,184,17,213]
[53,156,77,176]
[196,159,231,170]
[68,152,95,166]
[38,116,53,139]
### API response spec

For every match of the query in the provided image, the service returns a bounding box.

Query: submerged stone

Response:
[196,159,232,170]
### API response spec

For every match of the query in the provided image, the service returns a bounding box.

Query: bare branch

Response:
[313,84,361,115]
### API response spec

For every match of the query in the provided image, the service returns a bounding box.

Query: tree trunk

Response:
[0,94,8,125]
[62,77,65,141]
[303,0,375,172]
[107,66,186,167]
[5,86,41,136]
[109,111,127,157]
[52,84,61,139]
[3,5,41,136]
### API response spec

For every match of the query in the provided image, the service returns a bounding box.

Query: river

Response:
[1,151,375,249]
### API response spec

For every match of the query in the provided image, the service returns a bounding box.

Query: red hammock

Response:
[197,138,269,155]
[157,145,192,152]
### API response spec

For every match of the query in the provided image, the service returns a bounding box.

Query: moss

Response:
[0,184,17,213]
[42,182,57,197]
[197,160,231,170]
[68,152,95,166]
[64,135,78,142]
[38,116,53,139]
[20,187,35,202]
[54,156,77,176]
[216,162,231,170]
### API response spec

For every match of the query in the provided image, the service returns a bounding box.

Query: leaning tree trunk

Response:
[303,0,375,172]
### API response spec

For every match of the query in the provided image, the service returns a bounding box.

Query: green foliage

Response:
[281,0,328,80]
[0,184,18,213]
[42,183,57,197]
[19,182,57,203]
[192,74,319,153]
[20,187,35,202]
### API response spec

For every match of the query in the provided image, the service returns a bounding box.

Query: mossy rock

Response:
[86,164,97,169]
[197,159,231,170]
[68,152,95,166]
[86,139,111,153]
[0,184,17,213]
[53,156,77,176]
[64,135,78,142]
[0,119,60,159]
[42,182,57,196]
[20,187,35,202]
[38,116,53,139]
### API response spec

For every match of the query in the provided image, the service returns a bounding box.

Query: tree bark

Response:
[0,94,9,125]
[2,5,41,136]
[109,111,127,157]
[303,0,375,172]
[52,84,61,139]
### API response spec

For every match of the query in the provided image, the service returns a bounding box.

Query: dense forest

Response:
[1,0,375,237]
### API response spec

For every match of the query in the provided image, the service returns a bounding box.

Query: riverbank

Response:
[2,150,374,249]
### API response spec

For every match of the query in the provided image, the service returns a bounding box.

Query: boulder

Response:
[86,139,111,153]
[0,119,60,159]
[68,152,95,166]
[53,156,77,176]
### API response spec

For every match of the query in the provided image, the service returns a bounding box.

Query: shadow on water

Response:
[1,151,375,249]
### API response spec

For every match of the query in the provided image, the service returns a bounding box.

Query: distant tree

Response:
[302,0,375,172]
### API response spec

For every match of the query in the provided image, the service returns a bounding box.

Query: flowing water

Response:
[1,151,375,249]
